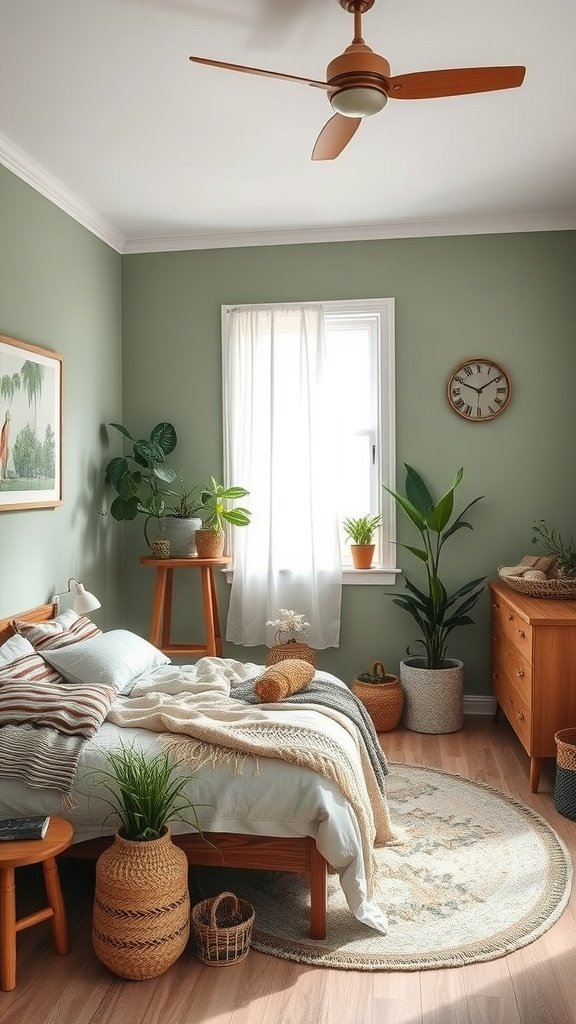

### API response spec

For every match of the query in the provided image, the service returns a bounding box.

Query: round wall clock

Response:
[446,358,511,422]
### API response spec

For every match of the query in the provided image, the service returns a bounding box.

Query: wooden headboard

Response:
[0,603,56,646]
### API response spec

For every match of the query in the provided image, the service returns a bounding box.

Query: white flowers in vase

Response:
[266,609,311,646]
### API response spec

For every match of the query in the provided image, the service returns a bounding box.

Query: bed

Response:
[0,603,389,940]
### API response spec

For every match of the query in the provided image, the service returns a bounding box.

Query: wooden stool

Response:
[139,556,231,657]
[0,817,73,991]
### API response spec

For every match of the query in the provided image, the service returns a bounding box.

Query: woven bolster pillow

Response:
[254,659,315,703]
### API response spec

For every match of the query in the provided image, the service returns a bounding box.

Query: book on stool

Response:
[0,815,50,841]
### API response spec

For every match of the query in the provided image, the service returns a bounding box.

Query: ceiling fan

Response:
[190,0,525,161]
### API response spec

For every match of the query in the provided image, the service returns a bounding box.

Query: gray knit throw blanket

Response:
[232,677,389,795]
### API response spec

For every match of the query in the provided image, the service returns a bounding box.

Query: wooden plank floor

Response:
[2,715,575,1024]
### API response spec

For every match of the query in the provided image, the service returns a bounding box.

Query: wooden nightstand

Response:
[140,556,232,657]
[489,580,576,792]
[0,817,73,990]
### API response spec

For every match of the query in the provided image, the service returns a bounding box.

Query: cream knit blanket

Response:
[107,659,396,895]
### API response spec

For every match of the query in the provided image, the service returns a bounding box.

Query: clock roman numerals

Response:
[447,357,511,421]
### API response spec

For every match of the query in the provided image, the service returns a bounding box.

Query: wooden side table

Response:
[139,556,232,657]
[0,817,73,991]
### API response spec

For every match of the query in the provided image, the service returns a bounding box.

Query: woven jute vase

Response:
[400,657,464,734]
[265,640,317,668]
[194,529,225,559]
[93,829,190,980]
[352,662,404,732]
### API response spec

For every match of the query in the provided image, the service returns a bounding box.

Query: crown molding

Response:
[123,212,576,254]
[0,132,126,253]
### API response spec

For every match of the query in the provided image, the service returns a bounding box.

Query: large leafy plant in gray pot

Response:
[385,465,485,734]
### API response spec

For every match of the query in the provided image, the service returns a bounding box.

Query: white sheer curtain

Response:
[223,304,342,649]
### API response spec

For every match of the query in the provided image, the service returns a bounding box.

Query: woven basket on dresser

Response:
[92,829,190,980]
[554,728,576,820]
[265,641,316,668]
[191,891,255,966]
[497,568,576,600]
[352,662,404,732]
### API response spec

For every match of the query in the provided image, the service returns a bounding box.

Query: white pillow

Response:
[0,634,36,665]
[42,630,170,691]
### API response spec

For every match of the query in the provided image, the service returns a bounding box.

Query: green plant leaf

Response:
[105,457,128,487]
[117,470,142,500]
[223,508,251,526]
[220,486,249,499]
[153,465,177,484]
[451,467,464,489]
[404,465,434,517]
[110,495,139,521]
[383,486,426,531]
[445,577,486,607]
[109,422,133,441]
[440,496,484,544]
[426,489,454,532]
[396,543,428,562]
[150,422,177,456]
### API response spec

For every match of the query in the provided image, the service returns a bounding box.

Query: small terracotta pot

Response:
[350,544,375,569]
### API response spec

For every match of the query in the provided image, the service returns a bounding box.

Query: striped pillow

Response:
[0,675,116,737]
[0,651,64,686]
[13,612,101,652]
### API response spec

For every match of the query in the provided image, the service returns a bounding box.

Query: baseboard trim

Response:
[464,695,497,716]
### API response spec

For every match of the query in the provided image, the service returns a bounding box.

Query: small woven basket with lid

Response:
[352,661,404,733]
[190,891,255,966]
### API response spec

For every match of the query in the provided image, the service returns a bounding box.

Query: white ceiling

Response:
[1,0,575,253]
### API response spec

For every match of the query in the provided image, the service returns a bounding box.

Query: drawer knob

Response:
[492,602,500,610]
[517,712,525,721]
[518,630,526,639]
[508,695,513,705]
[508,613,514,622]
[517,670,525,679]
[492,672,498,680]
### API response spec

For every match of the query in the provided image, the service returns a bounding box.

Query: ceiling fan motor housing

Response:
[327,43,390,116]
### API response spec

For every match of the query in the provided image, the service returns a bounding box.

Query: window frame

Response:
[221,297,398,586]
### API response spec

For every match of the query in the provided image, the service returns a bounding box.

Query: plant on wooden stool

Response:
[195,477,251,557]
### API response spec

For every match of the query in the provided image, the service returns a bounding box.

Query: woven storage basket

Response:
[352,662,404,732]
[497,568,576,600]
[265,640,316,668]
[554,728,576,820]
[191,891,255,966]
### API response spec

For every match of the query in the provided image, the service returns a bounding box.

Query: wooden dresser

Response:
[489,580,576,792]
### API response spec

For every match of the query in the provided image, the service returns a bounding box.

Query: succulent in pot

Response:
[342,513,382,569]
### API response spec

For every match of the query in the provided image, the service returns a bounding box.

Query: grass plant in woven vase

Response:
[384,465,485,734]
[195,476,251,558]
[91,744,201,980]
[265,609,316,668]
[343,513,382,569]
[352,661,404,732]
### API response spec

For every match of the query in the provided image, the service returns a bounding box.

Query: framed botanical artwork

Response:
[0,334,63,511]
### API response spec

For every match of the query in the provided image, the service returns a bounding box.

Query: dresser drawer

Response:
[499,679,532,752]
[491,597,533,663]
[491,628,533,706]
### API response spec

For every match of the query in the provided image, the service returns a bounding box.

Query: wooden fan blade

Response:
[189,56,330,91]
[312,114,362,161]
[386,66,526,100]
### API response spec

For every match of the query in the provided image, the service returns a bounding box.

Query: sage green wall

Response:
[121,231,576,694]
[0,164,123,625]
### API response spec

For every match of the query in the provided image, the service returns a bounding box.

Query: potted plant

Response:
[352,661,404,732]
[384,465,485,734]
[195,476,251,558]
[91,744,201,980]
[104,421,178,549]
[160,475,204,558]
[531,519,576,579]
[342,513,383,569]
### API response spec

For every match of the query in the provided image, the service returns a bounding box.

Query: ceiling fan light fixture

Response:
[330,86,387,117]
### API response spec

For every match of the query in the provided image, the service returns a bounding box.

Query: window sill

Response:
[222,567,401,586]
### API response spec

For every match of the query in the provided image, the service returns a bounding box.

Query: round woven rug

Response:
[192,763,572,971]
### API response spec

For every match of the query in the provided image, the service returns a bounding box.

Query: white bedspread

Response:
[0,663,391,933]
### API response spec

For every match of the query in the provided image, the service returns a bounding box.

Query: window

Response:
[221,298,397,585]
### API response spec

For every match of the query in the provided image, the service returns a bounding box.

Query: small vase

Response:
[151,538,170,559]
[93,829,190,980]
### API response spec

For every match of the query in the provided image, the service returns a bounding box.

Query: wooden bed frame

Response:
[0,604,328,939]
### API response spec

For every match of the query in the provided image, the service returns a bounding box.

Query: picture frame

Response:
[0,333,63,511]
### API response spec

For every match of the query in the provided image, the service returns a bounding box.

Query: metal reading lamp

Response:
[52,578,101,614]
